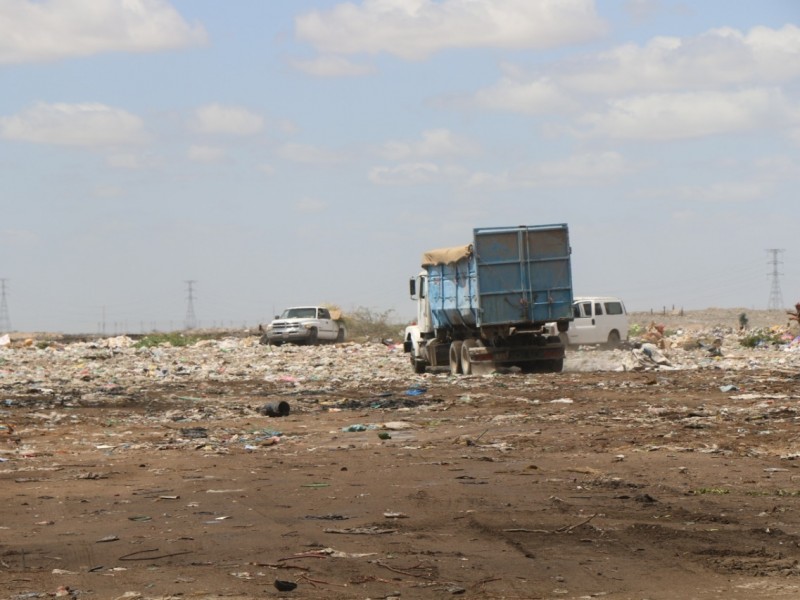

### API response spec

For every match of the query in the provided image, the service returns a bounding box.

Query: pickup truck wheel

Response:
[307,327,318,345]
[449,341,463,375]
[336,327,345,343]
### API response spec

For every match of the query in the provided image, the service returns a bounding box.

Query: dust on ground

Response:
[2,308,800,600]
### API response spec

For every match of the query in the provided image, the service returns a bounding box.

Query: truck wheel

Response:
[411,355,427,374]
[460,339,477,375]
[559,332,569,347]
[308,327,318,345]
[551,358,564,373]
[449,341,463,375]
[336,327,345,343]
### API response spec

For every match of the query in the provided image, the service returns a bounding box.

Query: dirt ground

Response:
[3,311,800,600]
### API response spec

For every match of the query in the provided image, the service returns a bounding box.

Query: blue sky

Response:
[1,0,798,334]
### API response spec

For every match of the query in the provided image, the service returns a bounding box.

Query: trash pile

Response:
[0,324,798,401]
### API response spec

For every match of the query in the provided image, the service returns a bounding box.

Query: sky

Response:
[1,0,799,334]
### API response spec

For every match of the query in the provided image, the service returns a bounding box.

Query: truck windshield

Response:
[281,308,317,319]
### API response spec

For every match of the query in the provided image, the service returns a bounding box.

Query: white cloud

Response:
[295,197,328,214]
[469,25,800,126]
[190,104,264,136]
[381,129,478,160]
[278,142,345,165]
[0,228,39,247]
[188,144,226,163]
[641,179,772,204]
[579,89,793,140]
[562,24,800,96]
[472,151,631,188]
[291,55,375,77]
[106,152,160,169]
[672,182,768,203]
[473,75,577,114]
[295,0,606,60]
[257,163,275,176]
[369,162,466,185]
[0,0,207,64]
[0,102,146,146]
[93,184,123,198]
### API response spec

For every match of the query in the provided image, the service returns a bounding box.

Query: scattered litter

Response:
[324,526,397,535]
[274,580,298,592]
[405,386,427,396]
[180,427,208,439]
[259,400,290,417]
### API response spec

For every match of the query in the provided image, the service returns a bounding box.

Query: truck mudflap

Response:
[463,340,565,374]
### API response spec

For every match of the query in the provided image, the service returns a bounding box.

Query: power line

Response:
[184,280,197,330]
[766,249,785,311]
[0,279,11,333]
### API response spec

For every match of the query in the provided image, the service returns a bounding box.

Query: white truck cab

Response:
[558,296,628,347]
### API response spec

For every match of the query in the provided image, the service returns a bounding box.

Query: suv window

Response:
[594,303,603,316]
[604,301,624,315]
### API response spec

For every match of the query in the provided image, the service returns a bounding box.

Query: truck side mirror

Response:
[409,278,416,298]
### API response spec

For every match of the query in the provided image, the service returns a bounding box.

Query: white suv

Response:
[558,296,629,347]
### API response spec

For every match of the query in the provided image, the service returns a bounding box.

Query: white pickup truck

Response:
[260,306,346,346]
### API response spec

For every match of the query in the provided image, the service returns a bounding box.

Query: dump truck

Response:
[403,224,573,374]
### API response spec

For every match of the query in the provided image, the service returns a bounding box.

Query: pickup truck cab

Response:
[555,296,629,348]
[261,306,346,345]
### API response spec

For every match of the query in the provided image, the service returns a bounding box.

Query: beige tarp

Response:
[421,244,473,267]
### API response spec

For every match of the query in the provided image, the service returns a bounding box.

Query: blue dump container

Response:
[427,224,573,330]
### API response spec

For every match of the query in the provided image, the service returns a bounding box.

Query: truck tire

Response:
[551,358,564,373]
[411,355,427,374]
[336,327,345,343]
[307,327,318,345]
[559,332,570,347]
[449,341,463,375]
[460,339,478,375]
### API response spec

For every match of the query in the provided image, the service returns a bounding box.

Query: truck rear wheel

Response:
[460,339,478,375]
[449,341,463,375]
[336,327,345,343]
[411,355,427,374]
[307,327,318,345]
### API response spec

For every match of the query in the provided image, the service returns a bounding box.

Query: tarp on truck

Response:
[421,244,473,267]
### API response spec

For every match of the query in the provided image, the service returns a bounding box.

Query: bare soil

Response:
[2,312,800,599]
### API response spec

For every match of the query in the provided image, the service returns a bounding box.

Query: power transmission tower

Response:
[184,280,197,330]
[0,279,11,333]
[766,249,785,311]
